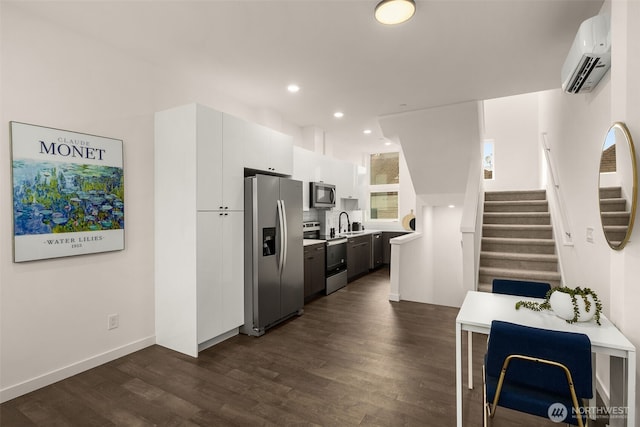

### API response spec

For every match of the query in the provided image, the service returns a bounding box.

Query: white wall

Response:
[381,102,480,307]
[538,82,612,308]
[538,0,640,413]
[483,92,542,191]
[610,0,640,419]
[0,3,305,401]
[379,101,481,199]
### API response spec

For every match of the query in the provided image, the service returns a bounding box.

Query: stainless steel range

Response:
[302,221,321,239]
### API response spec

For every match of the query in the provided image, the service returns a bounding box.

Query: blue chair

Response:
[483,321,592,426]
[492,278,552,299]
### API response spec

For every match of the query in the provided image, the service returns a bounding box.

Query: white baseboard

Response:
[0,335,156,403]
[198,328,238,352]
[388,293,400,302]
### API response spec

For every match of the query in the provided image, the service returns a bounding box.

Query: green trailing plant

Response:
[515,286,603,325]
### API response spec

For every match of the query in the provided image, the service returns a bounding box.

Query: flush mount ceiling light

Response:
[375,0,416,25]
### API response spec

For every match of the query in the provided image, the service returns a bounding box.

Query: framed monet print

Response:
[11,122,125,262]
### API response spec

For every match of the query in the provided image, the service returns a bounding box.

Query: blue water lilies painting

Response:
[11,122,125,262]
[13,161,124,235]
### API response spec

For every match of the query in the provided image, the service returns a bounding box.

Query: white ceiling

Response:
[11,0,603,159]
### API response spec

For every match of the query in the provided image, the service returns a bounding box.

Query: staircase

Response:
[478,190,561,292]
[599,186,631,246]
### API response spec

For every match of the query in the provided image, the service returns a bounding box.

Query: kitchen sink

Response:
[339,231,365,236]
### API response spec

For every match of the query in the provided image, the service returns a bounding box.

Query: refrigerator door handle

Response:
[281,200,288,272]
[276,199,285,273]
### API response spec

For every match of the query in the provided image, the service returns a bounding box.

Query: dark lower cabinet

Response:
[304,243,326,302]
[347,235,371,282]
[382,231,409,264]
[370,232,383,269]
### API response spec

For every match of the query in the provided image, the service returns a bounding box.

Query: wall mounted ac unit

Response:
[561,14,611,94]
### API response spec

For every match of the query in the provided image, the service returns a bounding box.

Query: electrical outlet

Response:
[107,313,119,330]
[586,226,594,243]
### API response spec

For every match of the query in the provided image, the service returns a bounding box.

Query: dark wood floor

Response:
[1,268,607,426]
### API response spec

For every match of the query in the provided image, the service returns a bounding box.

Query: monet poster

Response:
[11,122,124,262]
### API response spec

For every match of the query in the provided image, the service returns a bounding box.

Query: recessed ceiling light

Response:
[287,84,300,93]
[334,111,344,118]
[448,204,455,208]
[363,129,372,135]
[384,142,392,146]
[375,0,416,25]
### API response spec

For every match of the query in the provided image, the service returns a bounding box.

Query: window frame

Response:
[367,152,400,222]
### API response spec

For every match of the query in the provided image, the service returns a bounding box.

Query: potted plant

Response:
[515,286,603,325]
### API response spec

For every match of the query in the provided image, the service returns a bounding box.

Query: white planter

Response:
[549,291,596,322]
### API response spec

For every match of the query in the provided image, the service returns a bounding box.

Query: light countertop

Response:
[303,239,326,247]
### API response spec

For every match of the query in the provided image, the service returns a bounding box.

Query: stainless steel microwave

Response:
[310,182,336,208]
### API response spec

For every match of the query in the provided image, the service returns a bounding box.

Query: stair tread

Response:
[484,190,547,201]
[477,283,493,293]
[483,224,552,229]
[482,237,555,245]
[485,200,548,205]
[484,212,550,216]
[601,211,631,216]
[479,266,561,280]
[603,225,629,230]
[480,251,558,261]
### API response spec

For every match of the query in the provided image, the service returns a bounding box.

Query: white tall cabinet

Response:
[155,104,245,357]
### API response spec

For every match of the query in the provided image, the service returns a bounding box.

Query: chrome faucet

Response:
[338,211,350,234]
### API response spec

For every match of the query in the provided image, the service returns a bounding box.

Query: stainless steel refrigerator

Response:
[241,174,304,336]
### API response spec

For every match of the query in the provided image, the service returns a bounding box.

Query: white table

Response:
[455,291,636,427]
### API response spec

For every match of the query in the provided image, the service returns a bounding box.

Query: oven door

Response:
[326,238,347,276]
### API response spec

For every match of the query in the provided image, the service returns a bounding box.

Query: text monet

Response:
[39,139,106,160]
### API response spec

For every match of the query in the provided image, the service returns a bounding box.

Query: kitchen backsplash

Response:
[317,209,363,235]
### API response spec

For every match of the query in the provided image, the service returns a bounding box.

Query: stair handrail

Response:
[541,132,573,246]
[461,152,484,292]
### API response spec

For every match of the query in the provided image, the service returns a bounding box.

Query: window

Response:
[600,132,616,173]
[370,191,398,219]
[483,140,495,180]
[369,152,399,220]
[370,152,399,185]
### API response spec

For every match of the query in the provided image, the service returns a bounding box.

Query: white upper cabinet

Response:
[268,129,293,175]
[293,147,315,210]
[293,146,360,210]
[195,105,245,211]
[335,160,357,200]
[236,116,293,175]
[195,107,223,211]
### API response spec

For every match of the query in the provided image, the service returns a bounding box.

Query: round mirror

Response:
[598,122,637,250]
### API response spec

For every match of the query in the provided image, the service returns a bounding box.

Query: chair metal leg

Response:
[482,365,489,426]
[491,354,585,427]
